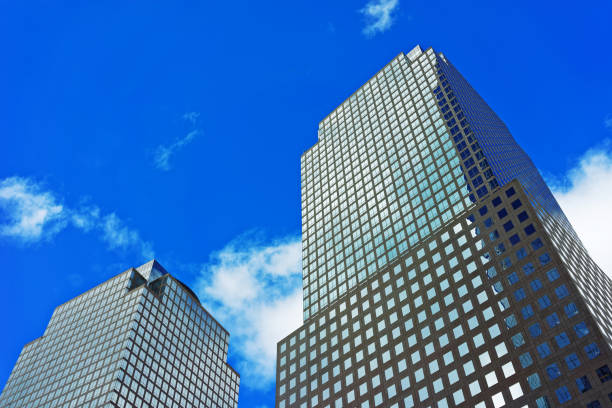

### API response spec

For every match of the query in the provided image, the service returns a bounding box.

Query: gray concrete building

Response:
[0,260,239,408]
[276,45,612,407]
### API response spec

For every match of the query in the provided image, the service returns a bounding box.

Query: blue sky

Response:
[1,0,612,405]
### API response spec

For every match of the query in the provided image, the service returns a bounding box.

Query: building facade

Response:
[276,46,612,407]
[0,260,240,408]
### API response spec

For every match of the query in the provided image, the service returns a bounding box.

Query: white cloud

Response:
[0,176,153,259]
[195,233,302,389]
[0,177,66,242]
[550,144,612,278]
[360,0,399,37]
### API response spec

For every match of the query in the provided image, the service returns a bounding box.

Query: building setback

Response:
[276,46,612,407]
[0,260,240,408]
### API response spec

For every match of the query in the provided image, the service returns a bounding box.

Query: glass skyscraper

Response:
[276,45,612,407]
[0,260,240,408]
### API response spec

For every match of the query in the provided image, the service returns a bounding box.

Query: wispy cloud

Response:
[0,176,153,259]
[194,232,302,389]
[153,112,201,171]
[550,142,612,278]
[360,0,399,37]
[183,111,200,125]
[604,114,612,130]
[153,130,199,171]
[99,213,154,259]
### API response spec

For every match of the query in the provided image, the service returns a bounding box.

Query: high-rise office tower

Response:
[276,45,612,407]
[0,260,240,408]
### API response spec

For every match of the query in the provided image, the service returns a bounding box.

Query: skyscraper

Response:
[0,260,240,408]
[276,45,612,407]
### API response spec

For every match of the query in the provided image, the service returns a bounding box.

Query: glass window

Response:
[463,360,475,376]
[448,370,459,384]
[528,323,542,338]
[555,386,571,403]
[596,365,612,383]
[531,238,543,250]
[546,313,560,328]
[418,386,429,401]
[400,375,410,391]
[425,342,435,356]
[523,262,535,276]
[484,371,498,387]
[453,389,465,405]
[546,268,559,281]
[439,333,449,348]
[505,315,517,329]
[585,343,601,360]
[489,324,501,339]
[491,281,504,295]
[527,373,541,390]
[507,272,519,285]
[497,297,510,311]
[519,352,533,368]
[555,332,570,349]
[473,333,485,348]
[521,304,534,320]
[564,302,578,318]
[535,396,551,408]
[509,382,524,400]
[576,375,592,393]
[538,252,551,265]
[469,380,481,396]
[511,333,525,348]
[479,351,491,367]
[565,353,581,370]
[433,378,444,393]
[537,295,551,309]
[443,351,454,366]
[495,342,508,358]
[537,342,551,359]
[555,285,569,299]
[530,279,543,292]
[429,359,439,374]
[546,363,561,380]
[574,322,589,338]
[501,361,515,378]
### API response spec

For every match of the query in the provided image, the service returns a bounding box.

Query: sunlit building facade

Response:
[276,45,612,407]
[0,260,240,408]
